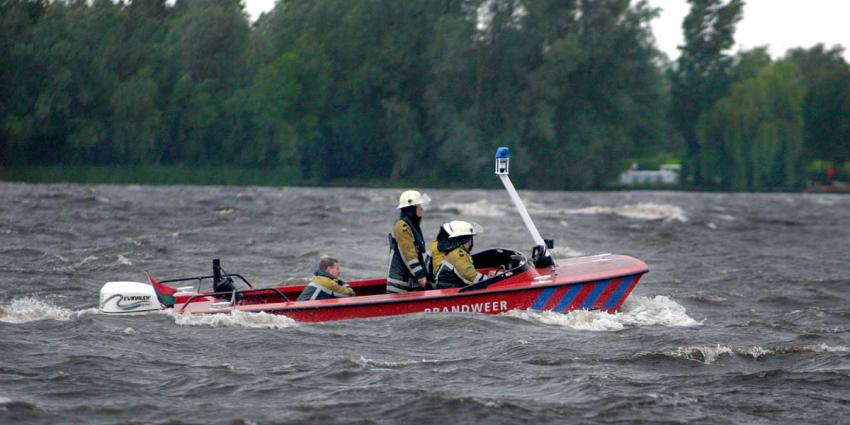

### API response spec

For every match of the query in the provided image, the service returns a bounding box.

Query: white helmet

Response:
[397,190,432,209]
[442,220,483,238]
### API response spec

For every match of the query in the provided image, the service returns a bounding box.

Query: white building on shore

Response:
[619,163,680,185]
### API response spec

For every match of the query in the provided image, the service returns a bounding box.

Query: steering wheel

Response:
[488,265,507,278]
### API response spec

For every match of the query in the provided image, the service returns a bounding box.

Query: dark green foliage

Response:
[1,0,847,190]
[697,58,805,190]
[0,0,670,188]
[785,45,850,163]
[670,0,744,185]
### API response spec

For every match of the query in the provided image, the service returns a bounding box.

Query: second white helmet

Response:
[397,190,432,209]
[442,220,483,238]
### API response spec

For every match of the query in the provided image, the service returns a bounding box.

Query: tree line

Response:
[1,0,848,190]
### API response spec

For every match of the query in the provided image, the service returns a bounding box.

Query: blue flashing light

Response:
[495,147,510,159]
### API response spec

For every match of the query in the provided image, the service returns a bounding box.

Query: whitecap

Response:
[800,343,850,353]
[117,255,133,266]
[0,297,75,323]
[438,200,505,217]
[550,203,688,223]
[0,396,12,405]
[167,310,297,329]
[74,255,100,269]
[350,356,451,369]
[549,245,585,258]
[813,197,835,206]
[760,343,850,356]
[673,344,735,364]
[672,343,849,364]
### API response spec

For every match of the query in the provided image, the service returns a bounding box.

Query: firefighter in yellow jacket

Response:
[297,257,355,301]
[435,220,486,288]
[426,225,449,277]
[387,190,431,293]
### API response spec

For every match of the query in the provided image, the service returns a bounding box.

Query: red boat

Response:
[98,148,648,322]
[100,252,646,322]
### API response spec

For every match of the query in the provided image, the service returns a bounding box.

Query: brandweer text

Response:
[423,301,508,313]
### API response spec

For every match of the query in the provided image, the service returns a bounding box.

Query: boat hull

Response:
[177,254,647,322]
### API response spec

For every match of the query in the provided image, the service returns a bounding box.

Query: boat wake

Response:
[504,295,700,331]
[0,297,95,323]
[164,309,298,329]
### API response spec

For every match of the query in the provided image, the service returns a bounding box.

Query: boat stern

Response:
[99,281,162,314]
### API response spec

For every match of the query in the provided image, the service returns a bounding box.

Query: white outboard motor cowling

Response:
[100,281,162,314]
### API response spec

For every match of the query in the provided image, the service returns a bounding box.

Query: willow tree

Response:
[698,61,805,191]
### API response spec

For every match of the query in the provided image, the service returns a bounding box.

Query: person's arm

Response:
[314,277,355,297]
[393,221,426,281]
[453,251,486,285]
[332,282,355,297]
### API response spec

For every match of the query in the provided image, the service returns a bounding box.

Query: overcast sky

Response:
[243,0,850,61]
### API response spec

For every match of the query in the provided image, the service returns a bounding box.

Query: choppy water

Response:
[1,182,848,424]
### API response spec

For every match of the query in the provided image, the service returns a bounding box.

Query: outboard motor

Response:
[100,281,161,314]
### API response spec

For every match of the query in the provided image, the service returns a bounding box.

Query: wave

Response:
[44,253,138,272]
[504,295,700,331]
[541,203,688,222]
[348,355,467,369]
[669,343,850,364]
[166,310,298,329]
[0,297,89,323]
[548,245,585,258]
[437,200,505,217]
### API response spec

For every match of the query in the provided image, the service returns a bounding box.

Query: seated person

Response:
[297,257,355,301]
[426,225,450,280]
[435,221,486,289]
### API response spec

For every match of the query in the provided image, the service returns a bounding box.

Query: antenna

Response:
[494,147,554,268]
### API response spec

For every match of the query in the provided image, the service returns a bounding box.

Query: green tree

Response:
[110,68,163,163]
[698,60,805,190]
[0,0,47,163]
[670,0,744,184]
[786,44,850,162]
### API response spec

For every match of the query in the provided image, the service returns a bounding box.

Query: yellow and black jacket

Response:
[435,245,486,289]
[387,211,427,293]
[426,239,446,278]
[297,271,355,301]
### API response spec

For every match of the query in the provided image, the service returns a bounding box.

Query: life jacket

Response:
[435,244,485,289]
[297,270,355,301]
[387,209,427,293]
[426,228,450,277]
